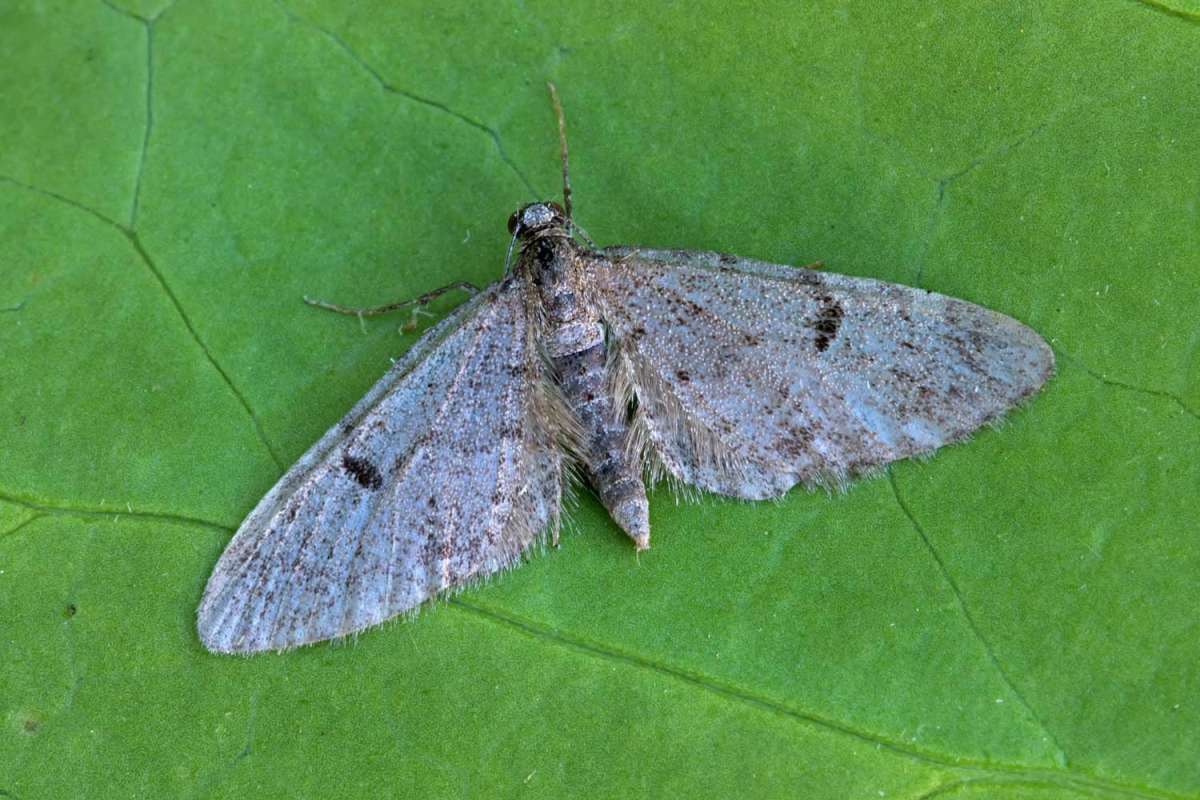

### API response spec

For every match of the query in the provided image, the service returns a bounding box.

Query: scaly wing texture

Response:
[592,247,1054,499]
[197,277,562,653]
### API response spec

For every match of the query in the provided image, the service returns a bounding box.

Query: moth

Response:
[197,84,1054,654]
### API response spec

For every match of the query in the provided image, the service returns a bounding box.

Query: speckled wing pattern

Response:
[594,247,1054,499]
[197,277,562,654]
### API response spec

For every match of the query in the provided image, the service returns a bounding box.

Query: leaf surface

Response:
[2,1,1197,797]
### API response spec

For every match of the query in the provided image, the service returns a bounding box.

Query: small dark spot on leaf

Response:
[22,717,40,735]
[342,454,383,490]
[63,603,77,618]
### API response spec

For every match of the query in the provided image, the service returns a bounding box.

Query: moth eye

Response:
[507,210,521,234]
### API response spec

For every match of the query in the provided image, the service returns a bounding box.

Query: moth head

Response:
[507,202,567,237]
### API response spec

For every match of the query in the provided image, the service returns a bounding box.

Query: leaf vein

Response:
[0,491,234,536]
[0,176,286,470]
[1055,347,1200,421]
[269,0,538,197]
[888,471,1070,766]
[448,598,965,768]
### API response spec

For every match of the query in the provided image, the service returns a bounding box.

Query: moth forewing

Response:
[586,247,1053,497]
[197,280,565,653]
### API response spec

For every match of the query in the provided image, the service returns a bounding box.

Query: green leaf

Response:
[2,1,1196,797]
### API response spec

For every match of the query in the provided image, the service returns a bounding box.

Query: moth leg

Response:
[399,307,435,333]
[304,281,479,330]
[614,248,642,266]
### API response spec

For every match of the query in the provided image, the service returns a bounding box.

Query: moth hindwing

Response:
[197,84,1053,653]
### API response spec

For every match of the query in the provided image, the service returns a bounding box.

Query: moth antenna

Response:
[546,81,573,221]
[503,228,520,274]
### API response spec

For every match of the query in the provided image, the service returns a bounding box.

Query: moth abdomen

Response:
[550,333,649,549]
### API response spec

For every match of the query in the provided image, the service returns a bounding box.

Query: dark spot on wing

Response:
[342,454,383,490]
[421,529,454,568]
[814,319,838,351]
[810,294,844,352]
[675,369,691,383]
[778,423,814,458]
[718,252,738,265]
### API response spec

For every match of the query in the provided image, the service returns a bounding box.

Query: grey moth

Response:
[197,85,1053,654]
